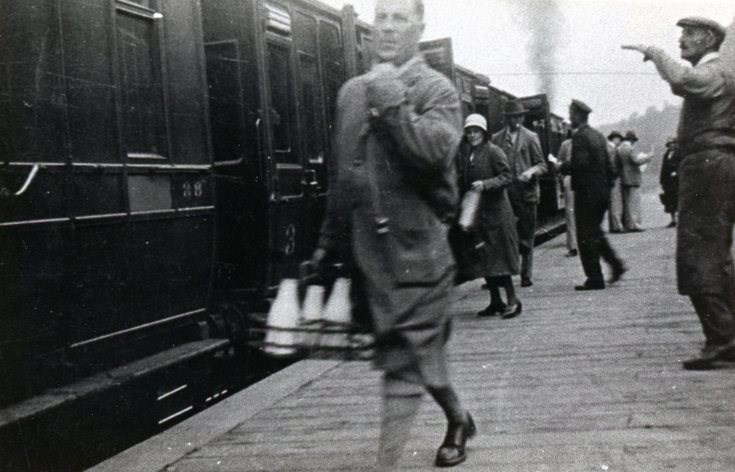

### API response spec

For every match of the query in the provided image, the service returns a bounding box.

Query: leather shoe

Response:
[608,264,628,284]
[520,277,533,287]
[682,341,735,370]
[501,301,522,319]
[575,281,605,291]
[565,249,578,257]
[478,302,505,317]
[435,412,476,467]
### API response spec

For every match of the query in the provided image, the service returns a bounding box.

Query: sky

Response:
[320,0,734,126]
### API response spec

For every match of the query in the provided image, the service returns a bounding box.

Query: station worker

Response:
[605,131,624,233]
[617,130,652,232]
[491,100,547,287]
[562,99,626,291]
[313,0,474,468]
[623,16,735,370]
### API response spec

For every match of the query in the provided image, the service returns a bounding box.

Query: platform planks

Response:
[92,195,735,472]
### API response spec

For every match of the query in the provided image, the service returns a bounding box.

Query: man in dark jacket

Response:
[491,100,547,287]
[313,0,474,467]
[624,16,735,369]
[563,100,626,290]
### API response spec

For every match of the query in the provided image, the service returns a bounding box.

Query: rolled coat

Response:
[455,140,519,280]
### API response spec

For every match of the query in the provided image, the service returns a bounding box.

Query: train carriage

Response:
[0,0,214,406]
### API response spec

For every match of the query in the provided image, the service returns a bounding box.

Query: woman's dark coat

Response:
[454,139,520,281]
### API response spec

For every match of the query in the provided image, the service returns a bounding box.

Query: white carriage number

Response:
[182,181,204,199]
[284,224,297,256]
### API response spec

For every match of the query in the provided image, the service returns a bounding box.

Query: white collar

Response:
[698,52,720,65]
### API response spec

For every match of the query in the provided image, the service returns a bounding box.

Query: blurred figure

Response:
[617,131,653,232]
[456,114,522,319]
[624,16,735,370]
[492,100,547,287]
[606,131,624,233]
[562,100,626,291]
[555,133,578,256]
[659,137,680,227]
[313,0,474,468]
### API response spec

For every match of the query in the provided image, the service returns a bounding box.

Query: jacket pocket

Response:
[387,221,451,286]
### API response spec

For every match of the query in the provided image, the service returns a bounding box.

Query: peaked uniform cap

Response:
[570,99,592,114]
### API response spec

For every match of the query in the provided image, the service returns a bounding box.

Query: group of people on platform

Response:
[311,0,735,468]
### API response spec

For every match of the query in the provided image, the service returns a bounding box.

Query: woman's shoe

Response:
[435,412,476,467]
[477,302,506,317]
[501,301,522,319]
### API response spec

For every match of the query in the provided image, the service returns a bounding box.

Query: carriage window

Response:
[116,3,168,158]
[267,43,297,164]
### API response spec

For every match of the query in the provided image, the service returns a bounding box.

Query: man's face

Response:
[569,108,581,128]
[679,26,715,63]
[374,0,424,65]
[611,137,622,146]
[507,115,525,131]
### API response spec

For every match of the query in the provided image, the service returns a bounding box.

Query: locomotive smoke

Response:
[512,0,565,106]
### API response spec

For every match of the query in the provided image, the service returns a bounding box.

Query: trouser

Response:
[608,178,624,232]
[563,176,577,251]
[622,185,643,230]
[508,194,537,280]
[677,149,735,346]
[690,294,735,348]
[575,189,623,284]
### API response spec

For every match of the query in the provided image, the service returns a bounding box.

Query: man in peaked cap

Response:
[623,17,735,370]
[606,131,625,233]
[492,99,547,288]
[561,100,626,291]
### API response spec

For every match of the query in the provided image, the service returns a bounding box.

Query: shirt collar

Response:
[699,52,720,65]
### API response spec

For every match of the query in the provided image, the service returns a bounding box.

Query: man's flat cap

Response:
[570,99,592,114]
[677,17,726,43]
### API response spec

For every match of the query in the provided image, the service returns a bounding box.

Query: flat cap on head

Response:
[570,99,592,115]
[677,16,726,45]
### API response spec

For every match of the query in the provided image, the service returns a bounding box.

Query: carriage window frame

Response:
[114,0,171,161]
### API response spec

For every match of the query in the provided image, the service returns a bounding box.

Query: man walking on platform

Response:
[313,0,475,468]
[617,130,653,232]
[492,100,547,287]
[562,100,626,291]
[606,131,624,233]
[624,16,735,370]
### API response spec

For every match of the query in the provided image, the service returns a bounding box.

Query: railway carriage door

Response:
[262,3,307,280]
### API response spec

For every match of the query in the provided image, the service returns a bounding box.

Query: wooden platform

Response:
[90,195,735,472]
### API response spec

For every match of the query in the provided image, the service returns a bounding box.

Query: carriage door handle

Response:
[14,165,40,196]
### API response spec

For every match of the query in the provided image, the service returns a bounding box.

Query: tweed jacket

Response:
[318,55,462,321]
[491,126,546,203]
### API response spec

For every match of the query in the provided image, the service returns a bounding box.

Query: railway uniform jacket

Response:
[564,124,612,194]
[644,42,735,295]
[491,126,546,203]
[617,141,652,187]
[454,140,520,281]
[318,56,463,386]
